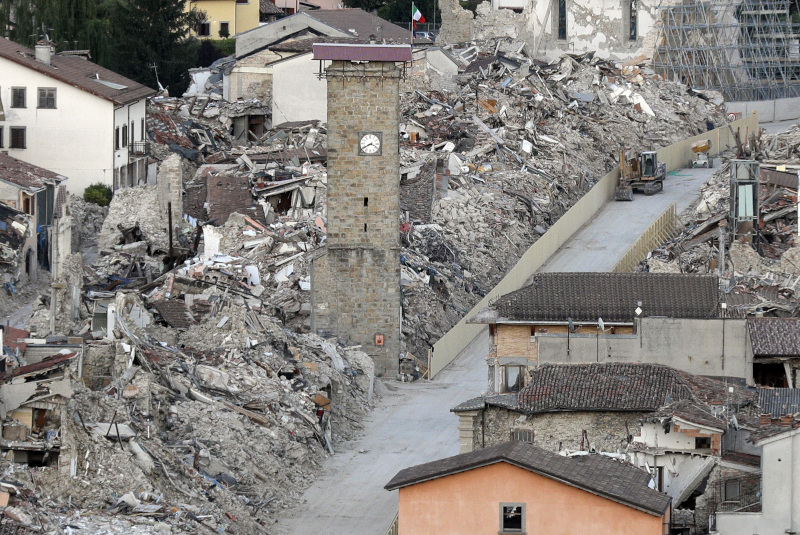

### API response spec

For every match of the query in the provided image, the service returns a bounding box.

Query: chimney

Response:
[35,42,53,65]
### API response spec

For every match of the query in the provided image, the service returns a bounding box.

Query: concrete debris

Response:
[0,37,735,534]
[641,123,800,317]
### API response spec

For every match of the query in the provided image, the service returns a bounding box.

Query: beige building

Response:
[188,0,260,39]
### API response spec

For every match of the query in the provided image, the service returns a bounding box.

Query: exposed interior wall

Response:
[271,54,328,124]
[438,0,662,60]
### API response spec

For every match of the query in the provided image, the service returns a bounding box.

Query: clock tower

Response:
[310,44,411,377]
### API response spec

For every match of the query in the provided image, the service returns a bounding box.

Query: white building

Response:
[716,424,800,535]
[0,39,155,194]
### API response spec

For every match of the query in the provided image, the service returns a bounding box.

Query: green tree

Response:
[104,0,202,95]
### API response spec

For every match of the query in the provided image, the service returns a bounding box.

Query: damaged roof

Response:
[471,272,720,324]
[384,441,671,516]
[518,363,694,413]
[758,388,800,418]
[0,202,31,259]
[260,0,284,15]
[748,318,800,357]
[0,39,156,106]
[0,153,66,192]
[305,9,420,43]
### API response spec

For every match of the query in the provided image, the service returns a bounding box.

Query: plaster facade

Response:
[0,58,148,194]
[716,428,800,535]
[438,0,664,61]
[311,60,402,376]
[397,461,669,535]
[270,53,328,124]
[187,0,260,39]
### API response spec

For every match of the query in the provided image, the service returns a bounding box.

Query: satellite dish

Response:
[598,317,605,332]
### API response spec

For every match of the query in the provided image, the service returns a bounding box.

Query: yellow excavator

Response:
[615,149,666,201]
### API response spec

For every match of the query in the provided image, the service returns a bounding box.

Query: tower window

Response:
[364,197,369,207]
[364,223,368,232]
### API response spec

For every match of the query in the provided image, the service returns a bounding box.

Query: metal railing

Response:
[384,511,399,535]
[612,202,680,273]
[130,140,150,157]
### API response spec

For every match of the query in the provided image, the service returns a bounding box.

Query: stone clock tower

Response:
[310,44,411,377]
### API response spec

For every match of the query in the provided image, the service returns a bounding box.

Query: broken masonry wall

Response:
[226,49,283,102]
[50,199,73,282]
[439,0,663,61]
[473,407,649,454]
[694,463,762,531]
[81,342,115,391]
[98,186,169,252]
[437,0,474,44]
[51,253,83,336]
[156,154,185,227]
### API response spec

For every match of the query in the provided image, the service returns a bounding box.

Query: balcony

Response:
[130,140,150,158]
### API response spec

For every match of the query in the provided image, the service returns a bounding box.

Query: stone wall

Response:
[156,154,184,227]
[400,161,436,223]
[311,60,403,377]
[470,406,648,454]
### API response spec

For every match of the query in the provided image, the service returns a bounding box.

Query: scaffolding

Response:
[652,0,800,102]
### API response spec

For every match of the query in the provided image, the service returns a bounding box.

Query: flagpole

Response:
[411,2,414,47]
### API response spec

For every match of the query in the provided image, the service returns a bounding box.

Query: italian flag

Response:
[412,3,426,28]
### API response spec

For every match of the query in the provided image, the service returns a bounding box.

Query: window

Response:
[11,87,26,108]
[557,0,567,40]
[219,21,230,38]
[500,503,525,534]
[364,197,369,207]
[0,126,3,148]
[628,0,638,41]
[37,87,56,108]
[510,429,534,444]
[115,127,120,150]
[503,365,524,393]
[695,436,711,449]
[198,22,210,36]
[130,121,135,143]
[141,118,145,140]
[10,127,26,149]
[236,0,248,3]
[122,125,128,147]
[724,479,741,501]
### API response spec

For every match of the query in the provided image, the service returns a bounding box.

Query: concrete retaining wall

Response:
[727,97,800,123]
[612,202,679,273]
[429,113,760,378]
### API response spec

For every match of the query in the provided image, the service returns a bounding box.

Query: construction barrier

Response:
[428,113,759,378]
[612,202,680,273]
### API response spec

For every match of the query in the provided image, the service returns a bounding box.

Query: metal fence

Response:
[612,202,680,273]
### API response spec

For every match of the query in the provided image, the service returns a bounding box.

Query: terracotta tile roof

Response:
[0,153,66,191]
[748,318,800,357]
[487,272,720,323]
[306,9,420,44]
[269,36,361,53]
[0,39,156,106]
[1,325,30,354]
[518,363,694,413]
[385,441,671,516]
[455,365,755,416]
[151,299,195,329]
[646,400,725,431]
[260,0,284,15]
[758,387,800,418]
[205,172,267,225]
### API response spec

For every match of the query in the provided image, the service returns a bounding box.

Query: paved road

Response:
[539,160,719,272]
[276,142,787,533]
[277,331,489,535]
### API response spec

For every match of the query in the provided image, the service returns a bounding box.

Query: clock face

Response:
[359,133,382,155]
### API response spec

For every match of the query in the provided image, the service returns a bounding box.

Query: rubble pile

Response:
[643,123,800,316]
[395,42,726,357]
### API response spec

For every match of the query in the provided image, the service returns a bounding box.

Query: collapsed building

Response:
[0,34,744,532]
